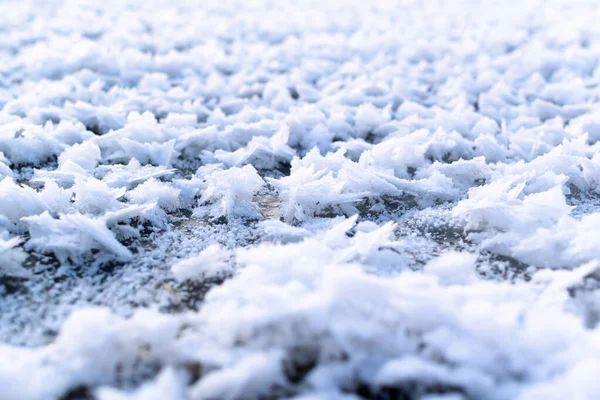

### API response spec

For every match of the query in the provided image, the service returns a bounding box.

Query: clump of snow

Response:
[0,232,28,278]
[0,178,49,231]
[73,177,127,215]
[189,352,286,400]
[96,368,185,400]
[215,126,295,170]
[23,212,133,264]
[58,140,101,171]
[126,178,181,212]
[99,159,176,189]
[171,244,232,282]
[424,251,478,285]
[23,203,154,265]
[194,165,265,220]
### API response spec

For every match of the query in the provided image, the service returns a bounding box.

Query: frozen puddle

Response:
[2,0,600,399]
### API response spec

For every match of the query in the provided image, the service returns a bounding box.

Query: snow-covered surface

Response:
[2,0,600,398]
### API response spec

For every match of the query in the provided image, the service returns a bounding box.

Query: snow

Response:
[96,368,185,400]
[1,0,600,399]
[424,252,478,285]
[0,233,28,278]
[171,244,232,282]
[194,165,265,220]
[24,210,136,264]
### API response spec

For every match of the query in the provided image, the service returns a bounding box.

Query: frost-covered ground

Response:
[2,0,600,398]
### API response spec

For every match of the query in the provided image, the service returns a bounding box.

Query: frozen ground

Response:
[2,0,600,398]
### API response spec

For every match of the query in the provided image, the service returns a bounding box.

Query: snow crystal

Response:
[194,165,265,220]
[0,178,49,231]
[24,211,135,264]
[58,140,101,171]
